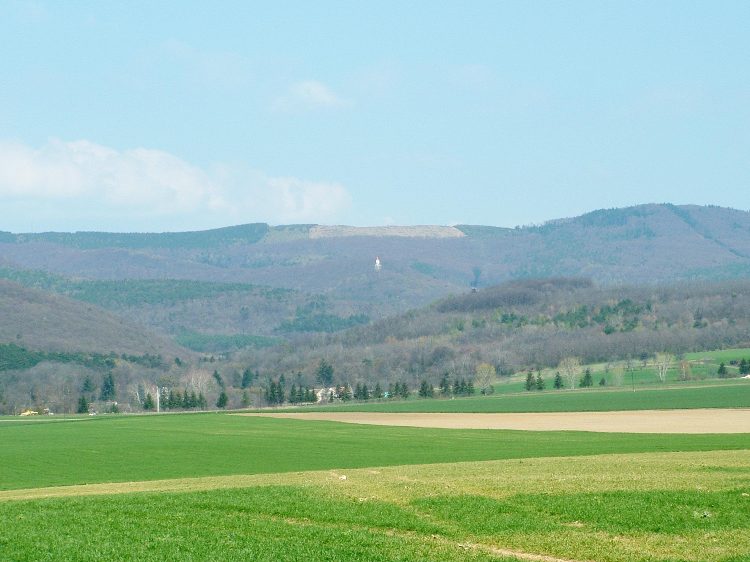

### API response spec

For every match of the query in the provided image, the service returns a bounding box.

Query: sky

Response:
[0,0,748,232]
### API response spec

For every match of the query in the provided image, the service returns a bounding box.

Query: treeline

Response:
[264,379,317,405]
[0,343,167,372]
[143,389,208,411]
[0,267,288,307]
[7,223,269,249]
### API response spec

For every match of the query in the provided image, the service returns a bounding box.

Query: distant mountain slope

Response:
[1,204,750,319]
[235,277,750,387]
[0,280,187,357]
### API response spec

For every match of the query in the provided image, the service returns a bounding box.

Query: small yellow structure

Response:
[19,409,38,416]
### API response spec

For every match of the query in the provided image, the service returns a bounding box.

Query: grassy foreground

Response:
[1,450,749,561]
[3,413,750,491]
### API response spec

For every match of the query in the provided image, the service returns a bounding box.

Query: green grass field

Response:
[2,412,750,561]
[288,381,750,414]
[3,413,750,491]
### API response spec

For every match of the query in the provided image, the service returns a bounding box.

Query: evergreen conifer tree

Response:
[525,371,535,391]
[399,381,409,399]
[419,380,433,398]
[340,384,352,401]
[100,372,116,401]
[554,372,564,389]
[77,395,89,414]
[213,370,224,388]
[143,393,155,410]
[241,368,253,389]
[536,373,545,390]
[316,359,334,386]
[580,368,593,387]
[439,374,451,395]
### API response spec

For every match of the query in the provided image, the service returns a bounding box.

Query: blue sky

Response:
[0,1,748,232]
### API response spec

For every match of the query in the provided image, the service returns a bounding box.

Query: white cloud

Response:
[0,139,351,229]
[272,80,349,112]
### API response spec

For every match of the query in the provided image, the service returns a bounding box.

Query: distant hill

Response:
[0,280,186,357]
[2,204,750,347]
[234,277,750,388]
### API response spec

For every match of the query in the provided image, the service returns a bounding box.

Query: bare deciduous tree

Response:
[474,362,496,394]
[558,356,581,389]
[654,353,675,383]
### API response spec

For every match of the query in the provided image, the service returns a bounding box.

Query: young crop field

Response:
[289,381,750,414]
[3,413,750,491]
[2,412,749,561]
[1,444,749,561]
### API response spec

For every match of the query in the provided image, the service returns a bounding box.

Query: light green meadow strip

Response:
[1,450,749,561]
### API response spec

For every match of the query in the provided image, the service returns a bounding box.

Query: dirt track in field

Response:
[240,408,750,433]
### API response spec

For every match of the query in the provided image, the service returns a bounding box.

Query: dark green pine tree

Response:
[316,359,334,387]
[289,383,298,404]
[525,371,535,391]
[213,370,225,389]
[418,380,433,398]
[198,392,208,410]
[399,381,410,399]
[439,374,451,395]
[340,384,352,401]
[554,372,564,389]
[580,368,593,387]
[183,390,191,409]
[82,376,95,393]
[740,359,750,375]
[100,372,116,401]
[361,384,370,401]
[453,379,466,396]
[76,395,89,414]
[241,368,253,389]
[717,362,728,378]
[143,393,155,410]
[216,391,228,409]
[535,373,545,390]
[373,382,383,399]
[466,381,475,395]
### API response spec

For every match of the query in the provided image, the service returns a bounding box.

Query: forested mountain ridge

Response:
[1,203,750,350]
